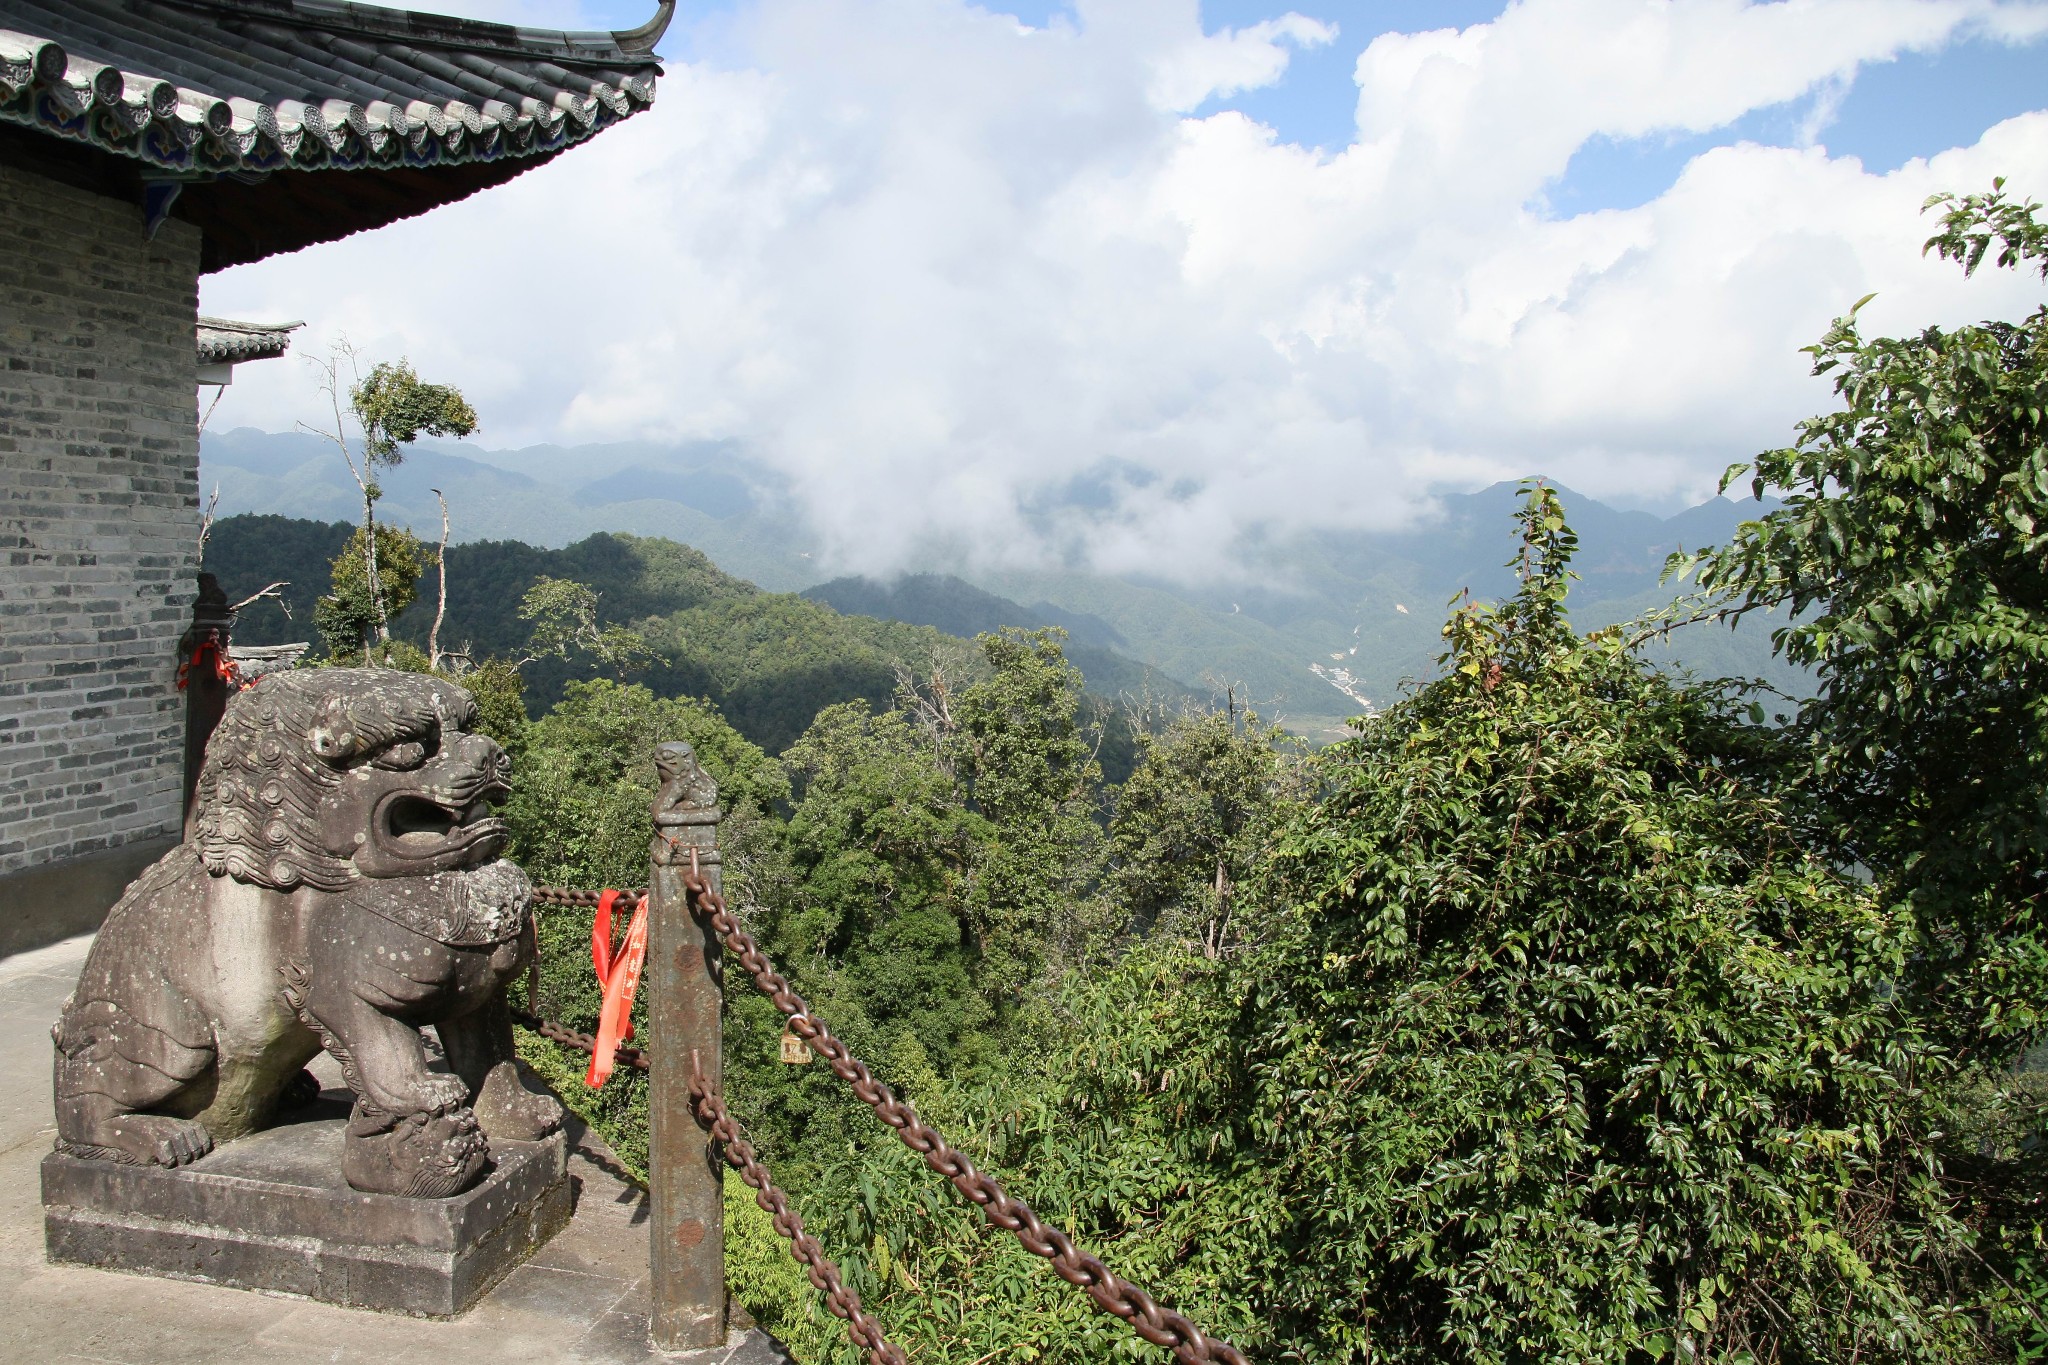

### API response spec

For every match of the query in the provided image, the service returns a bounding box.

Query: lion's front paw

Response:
[406,1072,472,1113]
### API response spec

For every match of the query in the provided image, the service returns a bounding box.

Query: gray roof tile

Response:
[0,0,666,176]
[197,315,304,363]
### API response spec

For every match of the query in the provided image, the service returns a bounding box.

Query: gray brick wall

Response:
[0,163,202,876]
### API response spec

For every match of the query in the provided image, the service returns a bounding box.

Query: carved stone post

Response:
[648,741,725,1349]
[178,572,235,839]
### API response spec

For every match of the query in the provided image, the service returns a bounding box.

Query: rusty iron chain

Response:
[677,862,1252,1365]
[687,1048,910,1365]
[509,1006,650,1073]
[533,885,646,908]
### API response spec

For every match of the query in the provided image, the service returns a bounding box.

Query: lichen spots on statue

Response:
[52,668,562,1197]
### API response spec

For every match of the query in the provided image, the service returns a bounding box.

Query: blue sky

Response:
[583,0,2048,210]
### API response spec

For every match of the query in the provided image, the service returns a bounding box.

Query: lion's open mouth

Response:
[377,784,509,861]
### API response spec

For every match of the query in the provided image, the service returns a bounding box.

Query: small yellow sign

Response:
[779,1030,814,1065]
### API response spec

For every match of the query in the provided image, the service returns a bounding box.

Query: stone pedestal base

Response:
[41,1105,570,1317]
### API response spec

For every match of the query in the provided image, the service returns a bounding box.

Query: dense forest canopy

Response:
[204,520,1184,761]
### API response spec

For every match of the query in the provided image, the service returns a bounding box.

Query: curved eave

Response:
[0,51,655,181]
[0,0,669,270]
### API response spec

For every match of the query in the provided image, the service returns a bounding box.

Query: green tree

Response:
[516,575,654,679]
[1686,179,2048,1060]
[313,523,427,662]
[458,657,530,759]
[920,627,1109,1004]
[1107,705,1298,956]
[1223,485,1971,1361]
[303,344,477,645]
[777,704,990,1062]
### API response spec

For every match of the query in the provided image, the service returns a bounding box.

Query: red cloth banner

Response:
[586,889,649,1088]
[175,635,249,692]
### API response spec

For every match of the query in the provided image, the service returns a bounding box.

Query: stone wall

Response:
[0,162,201,895]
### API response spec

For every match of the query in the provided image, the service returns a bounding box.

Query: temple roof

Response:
[197,316,303,364]
[0,0,670,271]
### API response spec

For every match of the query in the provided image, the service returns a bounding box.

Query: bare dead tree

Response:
[892,647,966,758]
[196,483,221,564]
[299,339,382,652]
[229,581,291,616]
[196,384,226,439]
[429,487,451,672]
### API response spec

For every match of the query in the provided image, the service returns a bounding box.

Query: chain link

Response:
[533,885,647,908]
[509,1006,650,1073]
[687,1049,910,1365]
[678,862,1251,1365]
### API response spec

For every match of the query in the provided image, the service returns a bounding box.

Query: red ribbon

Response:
[175,635,249,692]
[586,889,649,1089]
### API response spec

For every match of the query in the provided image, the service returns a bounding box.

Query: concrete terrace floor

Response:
[0,934,789,1365]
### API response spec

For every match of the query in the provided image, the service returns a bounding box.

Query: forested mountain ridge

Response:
[973,480,1802,734]
[802,573,1182,707]
[203,515,1191,755]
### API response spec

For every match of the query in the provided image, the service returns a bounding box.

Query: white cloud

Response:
[1148,10,1337,111]
[202,0,2048,582]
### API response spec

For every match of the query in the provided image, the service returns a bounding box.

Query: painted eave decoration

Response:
[0,0,672,270]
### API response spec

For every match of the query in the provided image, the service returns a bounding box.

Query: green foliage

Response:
[1234,485,1971,1361]
[637,593,970,754]
[1687,182,2048,1059]
[709,488,2037,1364]
[350,359,478,468]
[517,575,655,678]
[459,657,530,759]
[1107,706,1298,954]
[1925,177,2048,279]
[314,523,428,661]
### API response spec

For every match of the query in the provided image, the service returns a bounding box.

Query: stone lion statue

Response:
[52,669,562,1197]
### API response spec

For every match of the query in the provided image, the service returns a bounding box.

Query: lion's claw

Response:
[130,1116,213,1168]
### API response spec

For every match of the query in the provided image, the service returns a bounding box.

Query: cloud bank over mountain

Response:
[201,0,2048,582]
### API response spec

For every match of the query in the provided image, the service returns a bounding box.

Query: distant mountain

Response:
[204,517,1186,759]
[800,573,1190,704]
[200,428,818,592]
[203,427,1805,740]
[968,483,1802,738]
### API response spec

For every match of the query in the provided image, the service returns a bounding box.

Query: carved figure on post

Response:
[51,669,562,1197]
[651,739,720,871]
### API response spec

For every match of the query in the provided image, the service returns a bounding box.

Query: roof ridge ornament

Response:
[612,0,675,57]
